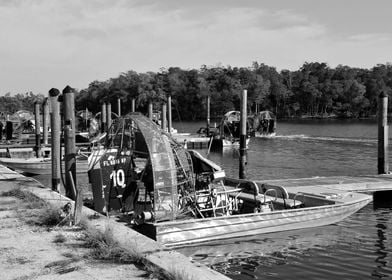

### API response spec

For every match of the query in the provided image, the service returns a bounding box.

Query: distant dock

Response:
[172,133,211,149]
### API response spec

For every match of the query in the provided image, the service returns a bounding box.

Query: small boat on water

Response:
[87,113,372,247]
[212,111,250,147]
[0,157,89,175]
[248,110,276,137]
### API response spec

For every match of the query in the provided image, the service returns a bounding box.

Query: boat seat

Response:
[260,183,303,209]
[270,196,302,208]
[229,192,273,204]
[228,181,273,204]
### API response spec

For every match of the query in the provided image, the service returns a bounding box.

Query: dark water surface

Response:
[174,119,392,280]
[35,119,392,280]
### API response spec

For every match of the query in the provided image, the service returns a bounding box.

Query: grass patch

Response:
[83,225,142,264]
[1,188,45,209]
[3,187,65,227]
[168,266,197,280]
[24,205,63,227]
[53,233,67,243]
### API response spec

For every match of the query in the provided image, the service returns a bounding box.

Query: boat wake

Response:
[274,134,376,144]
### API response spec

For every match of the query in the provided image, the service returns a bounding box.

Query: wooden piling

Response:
[161,103,167,131]
[148,101,153,120]
[378,91,389,174]
[101,103,107,133]
[117,98,121,117]
[106,102,112,130]
[207,95,211,136]
[34,102,41,158]
[42,98,49,145]
[131,98,135,113]
[167,95,172,134]
[49,88,61,192]
[239,89,247,179]
[63,86,77,200]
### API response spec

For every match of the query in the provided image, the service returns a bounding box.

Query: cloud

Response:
[0,0,391,94]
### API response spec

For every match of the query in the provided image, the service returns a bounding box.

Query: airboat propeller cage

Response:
[130,113,181,221]
[89,113,196,222]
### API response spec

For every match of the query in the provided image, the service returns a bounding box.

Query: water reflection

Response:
[178,226,343,279]
[372,212,390,279]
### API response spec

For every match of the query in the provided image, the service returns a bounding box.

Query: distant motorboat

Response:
[248,110,277,138]
[212,111,250,147]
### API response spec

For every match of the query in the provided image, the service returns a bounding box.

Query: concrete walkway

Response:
[0,165,230,280]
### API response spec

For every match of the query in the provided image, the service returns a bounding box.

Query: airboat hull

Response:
[154,189,371,247]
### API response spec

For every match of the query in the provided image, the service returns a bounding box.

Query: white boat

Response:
[87,113,372,247]
[0,157,89,175]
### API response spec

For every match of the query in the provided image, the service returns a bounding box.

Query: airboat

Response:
[87,113,372,247]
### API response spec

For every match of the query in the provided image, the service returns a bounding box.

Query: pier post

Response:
[167,95,172,134]
[42,98,49,145]
[34,101,41,158]
[148,101,153,120]
[378,91,389,174]
[207,95,211,136]
[117,98,121,117]
[5,116,12,141]
[101,103,107,133]
[49,88,61,192]
[161,103,167,131]
[131,98,135,113]
[239,89,247,179]
[63,86,77,200]
[106,102,112,130]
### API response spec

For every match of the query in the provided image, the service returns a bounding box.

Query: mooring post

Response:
[239,89,248,179]
[42,98,49,145]
[167,95,172,134]
[378,91,389,174]
[207,95,211,136]
[117,98,121,117]
[148,101,153,120]
[131,98,135,113]
[5,115,12,141]
[49,88,61,192]
[63,86,77,200]
[101,103,107,133]
[161,103,167,131]
[34,101,41,158]
[106,102,112,130]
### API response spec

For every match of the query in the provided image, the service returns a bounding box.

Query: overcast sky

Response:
[1,0,391,95]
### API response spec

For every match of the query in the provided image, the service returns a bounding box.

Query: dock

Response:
[172,133,211,149]
[260,174,392,193]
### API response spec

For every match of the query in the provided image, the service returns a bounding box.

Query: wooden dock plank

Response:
[259,175,392,193]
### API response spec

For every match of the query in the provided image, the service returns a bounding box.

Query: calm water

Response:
[174,119,392,280]
[34,119,392,280]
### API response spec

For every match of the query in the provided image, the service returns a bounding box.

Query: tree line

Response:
[2,62,392,120]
